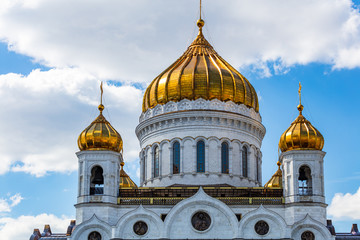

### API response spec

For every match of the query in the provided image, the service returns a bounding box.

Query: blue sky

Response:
[1,0,360,239]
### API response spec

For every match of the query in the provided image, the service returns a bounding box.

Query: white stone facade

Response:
[72,99,333,240]
[72,188,334,240]
[135,100,265,187]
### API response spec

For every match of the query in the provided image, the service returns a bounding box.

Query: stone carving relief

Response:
[254,220,269,235]
[301,231,315,240]
[140,99,262,123]
[88,231,101,240]
[191,212,211,231]
[133,221,148,236]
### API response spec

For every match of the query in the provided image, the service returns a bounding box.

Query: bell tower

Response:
[279,83,325,204]
[76,83,123,208]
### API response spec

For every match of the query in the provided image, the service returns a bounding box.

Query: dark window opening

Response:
[242,146,248,177]
[197,141,205,172]
[173,141,180,174]
[153,146,159,178]
[90,166,104,195]
[221,142,229,173]
[299,166,312,196]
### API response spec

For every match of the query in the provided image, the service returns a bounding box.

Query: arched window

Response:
[173,141,180,174]
[256,155,260,182]
[299,165,312,195]
[197,140,205,172]
[141,154,146,183]
[90,166,104,195]
[221,142,229,173]
[153,146,159,178]
[242,146,248,177]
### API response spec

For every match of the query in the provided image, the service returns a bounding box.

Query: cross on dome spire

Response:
[197,0,205,32]
[297,82,304,114]
[99,81,105,113]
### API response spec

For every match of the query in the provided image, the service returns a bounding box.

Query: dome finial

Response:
[98,81,105,113]
[197,0,205,31]
[297,82,303,114]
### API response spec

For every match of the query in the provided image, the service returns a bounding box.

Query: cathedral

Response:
[29,9,359,240]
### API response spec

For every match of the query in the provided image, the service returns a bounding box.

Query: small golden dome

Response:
[78,104,123,152]
[119,162,137,188]
[264,161,282,188]
[142,19,259,113]
[279,104,324,152]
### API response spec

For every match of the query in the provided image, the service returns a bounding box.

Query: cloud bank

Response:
[0,0,359,80]
[0,68,142,177]
[0,214,72,240]
[328,187,360,220]
[0,193,23,213]
[0,0,360,177]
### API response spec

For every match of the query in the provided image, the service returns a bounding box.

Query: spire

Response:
[197,0,205,34]
[99,81,104,113]
[297,82,303,114]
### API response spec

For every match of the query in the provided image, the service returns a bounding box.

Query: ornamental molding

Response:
[140,99,261,123]
[136,111,266,145]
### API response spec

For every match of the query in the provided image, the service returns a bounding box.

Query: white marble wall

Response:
[76,150,121,223]
[139,136,263,187]
[71,188,334,240]
[280,150,326,204]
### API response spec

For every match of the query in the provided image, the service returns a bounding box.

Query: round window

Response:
[301,231,315,240]
[133,221,148,236]
[88,231,101,240]
[254,220,269,235]
[191,211,211,231]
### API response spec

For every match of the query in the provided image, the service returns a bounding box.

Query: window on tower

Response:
[298,165,312,195]
[221,142,229,173]
[173,141,180,174]
[242,146,248,177]
[153,146,160,178]
[90,166,104,195]
[256,155,260,182]
[197,140,205,172]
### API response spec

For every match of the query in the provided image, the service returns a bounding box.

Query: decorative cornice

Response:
[140,99,262,123]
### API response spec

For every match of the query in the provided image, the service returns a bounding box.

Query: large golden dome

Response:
[78,104,123,152]
[142,19,259,113]
[279,104,324,152]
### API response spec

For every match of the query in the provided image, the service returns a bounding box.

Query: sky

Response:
[0,0,360,239]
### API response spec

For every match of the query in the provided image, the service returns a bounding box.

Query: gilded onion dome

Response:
[78,85,123,152]
[264,161,282,188]
[142,19,259,113]
[279,84,324,152]
[119,162,137,188]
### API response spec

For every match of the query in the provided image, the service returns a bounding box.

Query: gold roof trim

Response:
[119,162,137,188]
[78,83,123,152]
[264,161,282,188]
[142,18,259,113]
[278,83,324,152]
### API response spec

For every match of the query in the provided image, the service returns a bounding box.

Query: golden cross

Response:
[100,81,103,105]
[200,0,202,19]
[298,82,302,105]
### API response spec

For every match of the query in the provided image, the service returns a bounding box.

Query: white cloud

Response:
[328,187,360,220]
[0,193,23,213]
[0,68,142,177]
[0,213,72,240]
[0,0,360,178]
[0,0,360,79]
